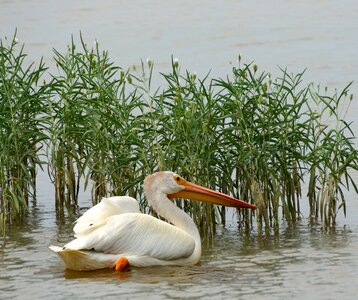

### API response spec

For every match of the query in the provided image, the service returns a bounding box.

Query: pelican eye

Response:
[174,174,185,184]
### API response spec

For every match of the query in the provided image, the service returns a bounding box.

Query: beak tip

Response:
[241,203,256,210]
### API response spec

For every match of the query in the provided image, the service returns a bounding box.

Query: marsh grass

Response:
[47,36,148,211]
[213,63,358,231]
[0,32,48,233]
[1,33,357,236]
[306,84,358,226]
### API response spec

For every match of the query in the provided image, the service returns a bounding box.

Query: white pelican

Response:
[49,171,256,271]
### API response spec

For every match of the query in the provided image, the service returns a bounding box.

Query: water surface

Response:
[2,199,358,299]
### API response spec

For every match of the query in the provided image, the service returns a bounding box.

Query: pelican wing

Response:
[73,196,139,237]
[65,213,196,261]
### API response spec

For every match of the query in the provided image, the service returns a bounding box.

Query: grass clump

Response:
[306,84,358,226]
[213,62,358,231]
[1,33,357,236]
[0,32,48,231]
[47,36,147,211]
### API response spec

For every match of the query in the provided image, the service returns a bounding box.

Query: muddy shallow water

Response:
[1,0,358,299]
[2,195,358,299]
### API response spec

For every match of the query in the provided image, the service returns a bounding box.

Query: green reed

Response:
[0,32,48,232]
[147,59,221,237]
[306,84,358,226]
[47,35,147,209]
[213,64,311,232]
[1,34,357,235]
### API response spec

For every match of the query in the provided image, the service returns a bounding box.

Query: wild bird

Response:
[49,171,256,271]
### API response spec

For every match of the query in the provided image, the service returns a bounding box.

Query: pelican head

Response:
[144,171,256,210]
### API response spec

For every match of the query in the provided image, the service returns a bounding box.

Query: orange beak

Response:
[168,180,256,209]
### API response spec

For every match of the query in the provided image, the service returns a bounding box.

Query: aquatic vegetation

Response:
[47,36,145,209]
[0,33,357,236]
[306,84,358,226]
[213,63,358,230]
[0,32,48,232]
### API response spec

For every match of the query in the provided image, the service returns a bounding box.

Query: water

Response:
[1,0,358,299]
[2,200,358,299]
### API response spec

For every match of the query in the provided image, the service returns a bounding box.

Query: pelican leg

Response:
[115,257,130,272]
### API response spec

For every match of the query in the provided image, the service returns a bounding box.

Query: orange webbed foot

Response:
[115,257,130,272]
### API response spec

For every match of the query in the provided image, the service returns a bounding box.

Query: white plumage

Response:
[49,171,256,271]
[73,196,139,237]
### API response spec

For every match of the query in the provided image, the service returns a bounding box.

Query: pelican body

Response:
[49,172,256,271]
[73,196,139,237]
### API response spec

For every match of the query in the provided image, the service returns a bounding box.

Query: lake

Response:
[1,0,358,299]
